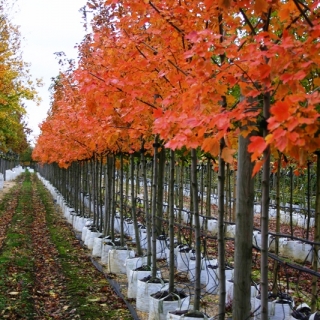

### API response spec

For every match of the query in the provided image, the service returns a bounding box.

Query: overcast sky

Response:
[12,0,88,145]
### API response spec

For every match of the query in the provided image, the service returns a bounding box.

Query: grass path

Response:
[0,172,132,319]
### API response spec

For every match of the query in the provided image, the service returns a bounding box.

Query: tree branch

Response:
[293,0,313,27]
[239,8,256,35]
[148,1,184,34]
[168,59,189,76]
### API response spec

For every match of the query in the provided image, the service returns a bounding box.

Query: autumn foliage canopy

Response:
[33,0,320,172]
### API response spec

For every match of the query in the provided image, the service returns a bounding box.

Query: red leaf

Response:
[270,101,290,122]
[221,147,236,164]
[248,136,267,161]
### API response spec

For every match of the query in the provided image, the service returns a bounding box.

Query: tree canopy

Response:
[33,0,320,171]
[0,1,40,155]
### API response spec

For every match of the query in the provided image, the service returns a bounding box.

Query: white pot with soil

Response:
[136,276,169,312]
[125,256,148,279]
[148,290,190,320]
[165,244,184,268]
[254,293,293,320]
[155,235,168,259]
[206,218,218,235]
[176,246,192,272]
[84,227,101,249]
[127,266,161,299]
[188,257,206,282]
[107,247,135,274]
[100,237,115,265]
[92,236,104,257]
[113,215,121,233]
[139,226,148,249]
[205,264,219,294]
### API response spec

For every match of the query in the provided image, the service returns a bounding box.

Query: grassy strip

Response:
[0,172,35,318]
[35,175,133,320]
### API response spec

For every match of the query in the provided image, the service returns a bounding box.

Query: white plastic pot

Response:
[100,240,114,265]
[87,232,102,250]
[254,294,293,320]
[125,256,148,280]
[81,226,89,242]
[127,268,152,299]
[177,247,192,272]
[188,257,206,282]
[154,236,167,259]
[207,219,218,235]
[107,248,135,274]
[205,265,219,294]
[225,224,236,238]
[136,277,169,312]
[92,237,103,257]
[149,291,190,320]
[225,279,234,305]
[140,228,148,249]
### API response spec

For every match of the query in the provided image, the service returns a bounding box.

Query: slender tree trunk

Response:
[189,164,194,247]
[99,159,104,232]
[151,137,159,278]
[260,91,271,320]
[168,150,175,293]
[119,154,125,246]
[311,153,320,311]
[232,132,255,320]
[103,156,109,236]
[226,164,230,222]
[206,158,212,224]
[218,140,226,320]
[200,163,204,217]
[109,155,116,239]
[125,159,129,210]
[290,166,294,237]
[156,146,165,235]
[191,149,201,311]
[130,153,142,255]
[306,161,311,240]
[141,145,152,266]
[178,161,184,244]
[272,154,281,295]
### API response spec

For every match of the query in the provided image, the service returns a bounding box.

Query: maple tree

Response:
[32,0,320,318]
[0,2,39,154]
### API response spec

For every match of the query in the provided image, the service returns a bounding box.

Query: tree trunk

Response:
[130,153,142,255]
[311,153,320,311]
[151,137,159,278]
[178,160,184,244]
[272,154,281,295]
[156,146,166,235]
[306,161,311,240]
[232,132,255,320]
[206,158,212,225]
[119,154,125,246]
[141,145,152,266]
[218,140,226,320]
[191,149,201,311]
[260,91,271,320]
[168,149,175,293]
[289,166,293,237]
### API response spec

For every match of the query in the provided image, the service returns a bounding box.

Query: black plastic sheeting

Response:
[90,257,140,320]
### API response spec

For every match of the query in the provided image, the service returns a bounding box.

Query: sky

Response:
[12,0,88,145]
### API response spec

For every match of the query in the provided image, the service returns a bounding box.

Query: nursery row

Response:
[37,170,320,320]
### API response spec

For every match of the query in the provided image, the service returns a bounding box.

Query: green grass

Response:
[36,176,133,320]
[0,172,35,318]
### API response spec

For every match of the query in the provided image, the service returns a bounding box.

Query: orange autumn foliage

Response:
[33,0,320,172]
